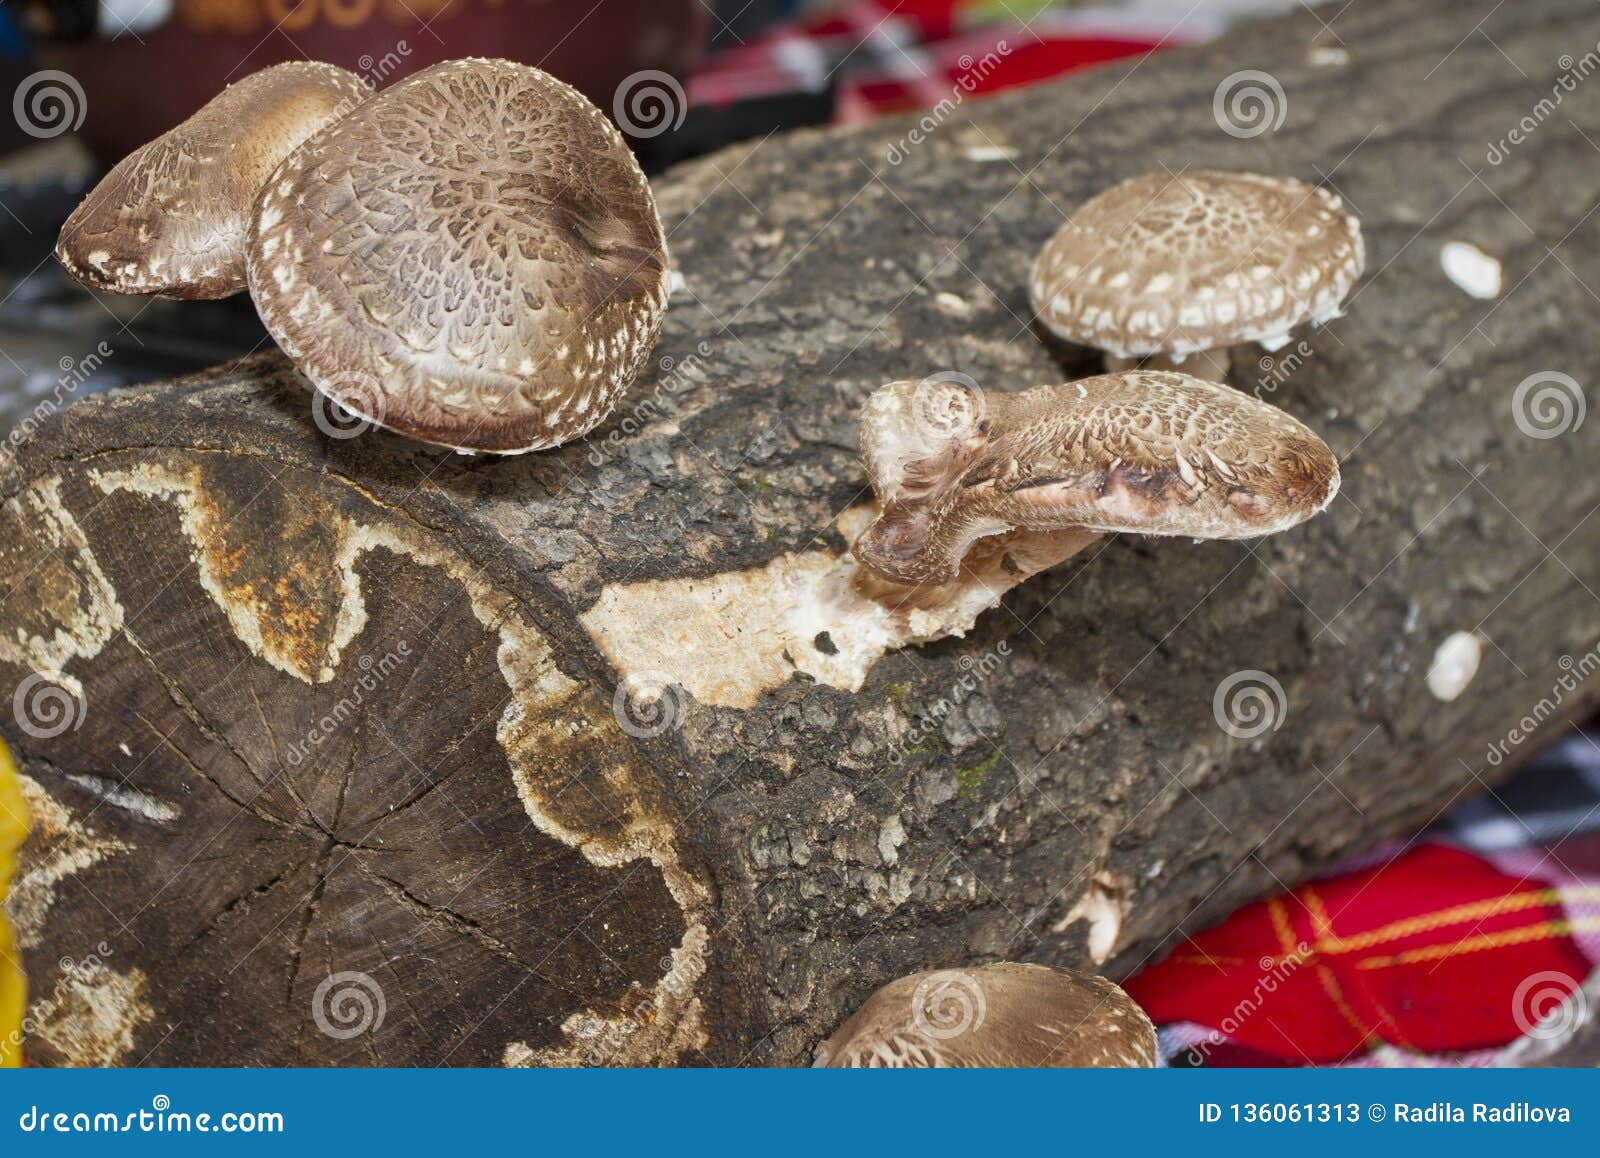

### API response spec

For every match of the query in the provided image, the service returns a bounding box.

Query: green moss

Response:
[955,750,1002,800]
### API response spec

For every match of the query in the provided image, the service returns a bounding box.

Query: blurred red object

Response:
[1125,733,1600,1067]
[684,3,1220,122]
[41,0,707,163]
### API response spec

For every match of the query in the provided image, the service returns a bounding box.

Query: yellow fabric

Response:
[0,738,29,1067]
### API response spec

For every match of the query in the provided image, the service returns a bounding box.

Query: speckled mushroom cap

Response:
[1029,170,1364,359]
[814,963,1158,1068]
[247,57,670,454]
[854,370,1340,585]
[56,62,368,300]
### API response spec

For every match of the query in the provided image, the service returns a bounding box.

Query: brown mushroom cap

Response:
[1029,170,1364,359]
[814,962,1158,1068]
[246,57,670,455]
[855,370,1340,586]
[56,62,368,300]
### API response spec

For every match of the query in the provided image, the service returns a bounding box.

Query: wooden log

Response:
[3,0,1599,1066]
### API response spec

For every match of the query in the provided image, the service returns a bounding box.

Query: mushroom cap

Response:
[814,962,1158,1068]
[1029,170,1364,358]
[56,62,368,300]
[246,57,670,455]
[855,370,1340,585]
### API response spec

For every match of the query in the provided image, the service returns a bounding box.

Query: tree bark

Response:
[4,0,1600,1067]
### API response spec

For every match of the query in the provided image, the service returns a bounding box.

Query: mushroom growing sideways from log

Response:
[814,963,1158,1067]
[55,62,369,300]
[247,57,671,455]
[853,370,1340,588]
[586,370,1340,706]
[1029,171,1363,382]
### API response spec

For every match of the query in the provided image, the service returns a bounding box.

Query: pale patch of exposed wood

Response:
[29,959,153,1067]
[6,774,131,949]
[582,505,1096,708]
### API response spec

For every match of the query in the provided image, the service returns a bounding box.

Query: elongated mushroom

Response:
[56,62,369,299]
[854,370,1339,587]
[1029,171,1363,382]
[814,962,1158,1068]
[247,57,670,455]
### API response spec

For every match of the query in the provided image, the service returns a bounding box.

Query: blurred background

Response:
[3,0,1597,1068]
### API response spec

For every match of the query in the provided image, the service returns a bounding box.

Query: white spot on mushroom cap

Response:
[1440,241,1502,300]
[1427,630,1483,701]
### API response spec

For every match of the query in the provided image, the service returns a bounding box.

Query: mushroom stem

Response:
[845,525,1101,616]
[791,515,1100,690]
[1106,346,1233,383]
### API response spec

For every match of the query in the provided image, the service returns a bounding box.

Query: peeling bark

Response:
[3,0,1600,1065]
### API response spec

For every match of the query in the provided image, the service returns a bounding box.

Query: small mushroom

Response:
[56,62,369,299]
[247,57,670,454]
[1029,170,1363,382]
[814,962,1158,1068]
[854,370,1339,587]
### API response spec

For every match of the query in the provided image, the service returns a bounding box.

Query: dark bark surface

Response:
[4,0,1600,1066]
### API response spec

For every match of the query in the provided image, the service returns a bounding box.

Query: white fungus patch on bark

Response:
[1426,630,1483,701]
[1440,241,1502,299]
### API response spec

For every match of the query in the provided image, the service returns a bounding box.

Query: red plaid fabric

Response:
[1125,734,1600,1066]
[686,3,1220,119]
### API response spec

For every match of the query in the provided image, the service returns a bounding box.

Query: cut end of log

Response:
[0,450,711,1066]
